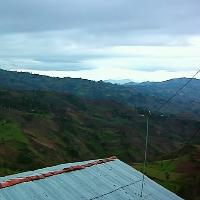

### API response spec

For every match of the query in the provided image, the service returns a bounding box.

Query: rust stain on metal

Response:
[0,156,117,189]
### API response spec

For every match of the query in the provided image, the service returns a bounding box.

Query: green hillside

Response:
[0,89,199,176]
[0,70,200,199]
[134,145,200,200]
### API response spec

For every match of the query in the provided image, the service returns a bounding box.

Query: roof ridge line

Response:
[0,156,117,189]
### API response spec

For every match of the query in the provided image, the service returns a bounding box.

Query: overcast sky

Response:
[0,0,200,82]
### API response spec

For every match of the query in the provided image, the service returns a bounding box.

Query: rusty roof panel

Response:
[0,159,183,200]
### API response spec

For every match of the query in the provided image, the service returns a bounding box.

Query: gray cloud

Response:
[1,0,200,35]
[0,0,200,75]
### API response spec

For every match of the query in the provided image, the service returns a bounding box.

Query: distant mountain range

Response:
[0,69,200,120]
[104,79,137,85]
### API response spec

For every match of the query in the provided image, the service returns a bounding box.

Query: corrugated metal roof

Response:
[0,158,183,200]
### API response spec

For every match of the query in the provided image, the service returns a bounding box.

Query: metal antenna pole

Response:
[140,111,150,197]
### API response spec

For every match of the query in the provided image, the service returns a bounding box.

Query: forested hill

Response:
[0,69,200,199]
[0,88,199,173]
[0,69,200,119]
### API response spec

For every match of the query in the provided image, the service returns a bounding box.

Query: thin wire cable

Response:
[155,69,200,113]
[174,126,200,156]
[149,126,200,182]
[89,179,142,200]
[140,112,150,197]
[153,68,200,159]
[138,68,200,196]
[149,68,200,161]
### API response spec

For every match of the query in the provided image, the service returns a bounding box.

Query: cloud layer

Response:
[0,0,200,80]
